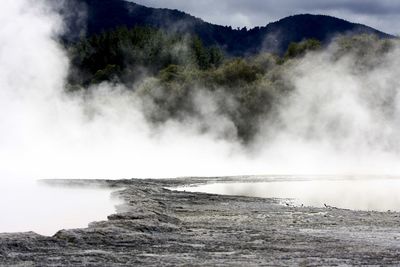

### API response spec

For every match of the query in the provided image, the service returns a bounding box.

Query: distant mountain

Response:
[62,0,394,55]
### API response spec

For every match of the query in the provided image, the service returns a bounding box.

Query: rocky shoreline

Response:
[1,177,400,266]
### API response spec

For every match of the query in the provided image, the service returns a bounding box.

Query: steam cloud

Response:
[1,0,400,185]
[255,42,400,175]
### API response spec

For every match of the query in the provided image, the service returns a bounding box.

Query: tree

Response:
[191,36,209,69]
[284,39,321,60]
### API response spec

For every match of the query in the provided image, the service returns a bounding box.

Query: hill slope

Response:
[62,0,393,55]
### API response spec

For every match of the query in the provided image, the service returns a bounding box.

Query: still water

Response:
[175,177,400,212]
[0,180,120,236]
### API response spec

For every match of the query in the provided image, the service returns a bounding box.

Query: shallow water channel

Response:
[175,177,400,212]
[0,180,120,236]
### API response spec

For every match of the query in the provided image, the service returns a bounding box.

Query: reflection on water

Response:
[0,180,120,236]
[176,178,400,212]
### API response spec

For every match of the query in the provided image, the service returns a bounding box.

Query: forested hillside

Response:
[60,0,397,143]
[67,25,393,142]
[62,0,393,56]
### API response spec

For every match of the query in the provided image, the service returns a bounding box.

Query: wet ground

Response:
[1,176,400,266]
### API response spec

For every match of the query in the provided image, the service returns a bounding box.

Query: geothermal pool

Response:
[0,180,120,236]
[175,177,400,212]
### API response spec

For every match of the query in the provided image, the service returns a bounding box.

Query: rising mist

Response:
[1,0,400,186]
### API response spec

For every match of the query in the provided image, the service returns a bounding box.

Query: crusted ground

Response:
[1,177,400,266]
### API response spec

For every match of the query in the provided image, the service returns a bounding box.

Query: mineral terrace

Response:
[1,176,400,266]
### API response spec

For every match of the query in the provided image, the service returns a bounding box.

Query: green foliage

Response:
[91,64,121,84]
[69,26,179,85]
[159,65,181,82]
[252,53,278,71]
[66,30,390,143]
[213,59,263,86]
[284,39,321,60]
[191,37,209,69]
[208,46,224,68]
[190,37,224,70]
[69,27,224,86]
[333,34,394,70]
[335,34,392,55]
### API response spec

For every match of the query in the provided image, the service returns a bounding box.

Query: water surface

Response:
[0,180,120,236]
[176,177,400,212]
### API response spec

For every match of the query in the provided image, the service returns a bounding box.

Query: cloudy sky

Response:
[131,0,400,35]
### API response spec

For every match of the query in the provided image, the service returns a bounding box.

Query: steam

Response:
[2,0,400,235]
[254,43,400,175]
[2,0,400,185]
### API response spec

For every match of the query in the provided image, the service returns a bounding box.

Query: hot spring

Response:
[174,176,400,212]
[0,180,121,236]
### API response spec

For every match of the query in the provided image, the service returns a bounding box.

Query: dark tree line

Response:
[66,27,391,143]
[68,26,224,86]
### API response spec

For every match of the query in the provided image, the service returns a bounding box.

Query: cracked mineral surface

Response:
[1,176,400,266]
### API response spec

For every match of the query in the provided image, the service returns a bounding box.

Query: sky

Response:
[131,0,400,35]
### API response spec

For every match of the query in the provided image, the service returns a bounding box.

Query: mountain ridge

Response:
[62,0,394,55]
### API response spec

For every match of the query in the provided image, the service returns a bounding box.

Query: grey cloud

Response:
[130,0,400,34]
